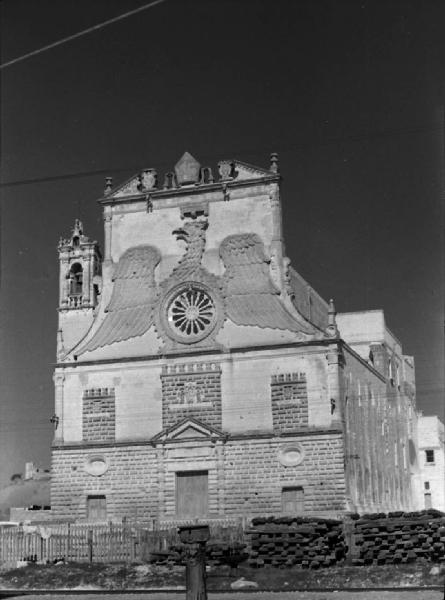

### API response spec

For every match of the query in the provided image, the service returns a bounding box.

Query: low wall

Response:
[351,510,445,565]
[10,508,53,523]
[246,516,347,569]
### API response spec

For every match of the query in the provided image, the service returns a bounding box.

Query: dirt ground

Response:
[0,561,443,591]
[0,592,443,600]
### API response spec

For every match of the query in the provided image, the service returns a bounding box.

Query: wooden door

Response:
[176,471,208,518]
[281,487,304,514]
[87,495,107,521]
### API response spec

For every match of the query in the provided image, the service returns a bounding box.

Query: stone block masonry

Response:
[51,432,346,522]
[51,445,158,521]
[271,372,308,433]
[161,362,222,429]
[82,387,115,443]
[224,433,346,516]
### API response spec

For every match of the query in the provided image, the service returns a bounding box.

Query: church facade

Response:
[51,153,418,523]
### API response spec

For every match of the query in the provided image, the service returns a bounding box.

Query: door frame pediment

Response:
[151,417,227,446]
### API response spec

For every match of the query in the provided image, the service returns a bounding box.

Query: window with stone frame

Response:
[82,387,115,442]
[271,373,308,433]
[425,449,435,464]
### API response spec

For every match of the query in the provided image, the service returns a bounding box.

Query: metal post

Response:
[87,528,93,563]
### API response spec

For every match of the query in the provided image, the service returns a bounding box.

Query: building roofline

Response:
[98,174,281,205]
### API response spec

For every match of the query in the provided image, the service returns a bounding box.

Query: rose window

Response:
[167,286,216,340]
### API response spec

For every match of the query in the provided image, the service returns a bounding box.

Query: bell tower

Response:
[57,219,102,359]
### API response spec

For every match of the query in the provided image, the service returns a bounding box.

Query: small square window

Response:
[425,450,435,463]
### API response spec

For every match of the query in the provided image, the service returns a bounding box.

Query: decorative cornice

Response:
[51,427,343,451]
[54,338,340,368]
[98,175,281,206]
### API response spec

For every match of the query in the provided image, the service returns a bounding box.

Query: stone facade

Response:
[271,373,308,433]
[51,152,419,523]
[51,430,345,522]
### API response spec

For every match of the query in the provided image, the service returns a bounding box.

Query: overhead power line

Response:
[0,124,441,190]
[0,0,168,70]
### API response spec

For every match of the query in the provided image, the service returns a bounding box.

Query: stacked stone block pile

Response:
[246,516,347,569]
[352,510,445,566]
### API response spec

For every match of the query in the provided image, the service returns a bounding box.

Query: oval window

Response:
[84,456,108,477]
[278,444,305,467]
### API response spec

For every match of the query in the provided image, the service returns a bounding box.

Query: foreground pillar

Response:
[178,525,210,600]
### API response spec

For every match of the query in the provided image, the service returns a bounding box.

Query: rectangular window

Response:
[425,450,435,463]
[176,471,208,518]
[424,493,432,509]
[424,481,430,490]
[281,486,304,514]
[87,495,106,521]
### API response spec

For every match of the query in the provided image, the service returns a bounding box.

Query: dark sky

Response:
[0,0,443,488]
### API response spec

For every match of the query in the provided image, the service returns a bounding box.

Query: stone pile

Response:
[352,510,445,565]
[246,516,347,569]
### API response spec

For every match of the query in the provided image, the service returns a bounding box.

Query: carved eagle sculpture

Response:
[220,233,315,334]
[77,227,314,355]
[79,246,160,352]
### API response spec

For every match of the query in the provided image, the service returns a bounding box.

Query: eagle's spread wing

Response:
[220,234,314,333]
[79,246,160,353]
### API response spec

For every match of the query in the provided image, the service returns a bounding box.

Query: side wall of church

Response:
[342,346,413,513]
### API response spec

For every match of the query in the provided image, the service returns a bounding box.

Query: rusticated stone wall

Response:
[223,433,346,516]
[161,362,222,429]
[51,445,158,521]
[51,432,346,522]
[82,388,115,442]
[271,372,308,433]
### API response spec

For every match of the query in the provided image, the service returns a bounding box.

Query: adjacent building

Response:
[51,152,419,523]
[417,414,445,511]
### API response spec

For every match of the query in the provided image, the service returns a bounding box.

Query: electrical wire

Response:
[0,124,441,189]
[0,0,168,70]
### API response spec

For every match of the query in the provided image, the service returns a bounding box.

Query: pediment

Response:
[108,169,158,199]
[232,160,276,181]
[151,417,226,444]
[103,158,276,201]
[174,426,208,439]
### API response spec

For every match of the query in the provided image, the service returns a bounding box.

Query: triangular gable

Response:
[102,159,276,201]
[151,417,226,444]
[174,426,208,439]
[232,160,276,181]
[111,175,142,198]
[107,169,157,199]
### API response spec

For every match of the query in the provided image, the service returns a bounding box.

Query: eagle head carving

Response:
[172,220,208,242]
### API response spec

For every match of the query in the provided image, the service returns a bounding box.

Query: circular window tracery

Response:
[167,286,216,340]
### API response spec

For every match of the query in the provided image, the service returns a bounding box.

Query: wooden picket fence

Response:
[0,518,245,565]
